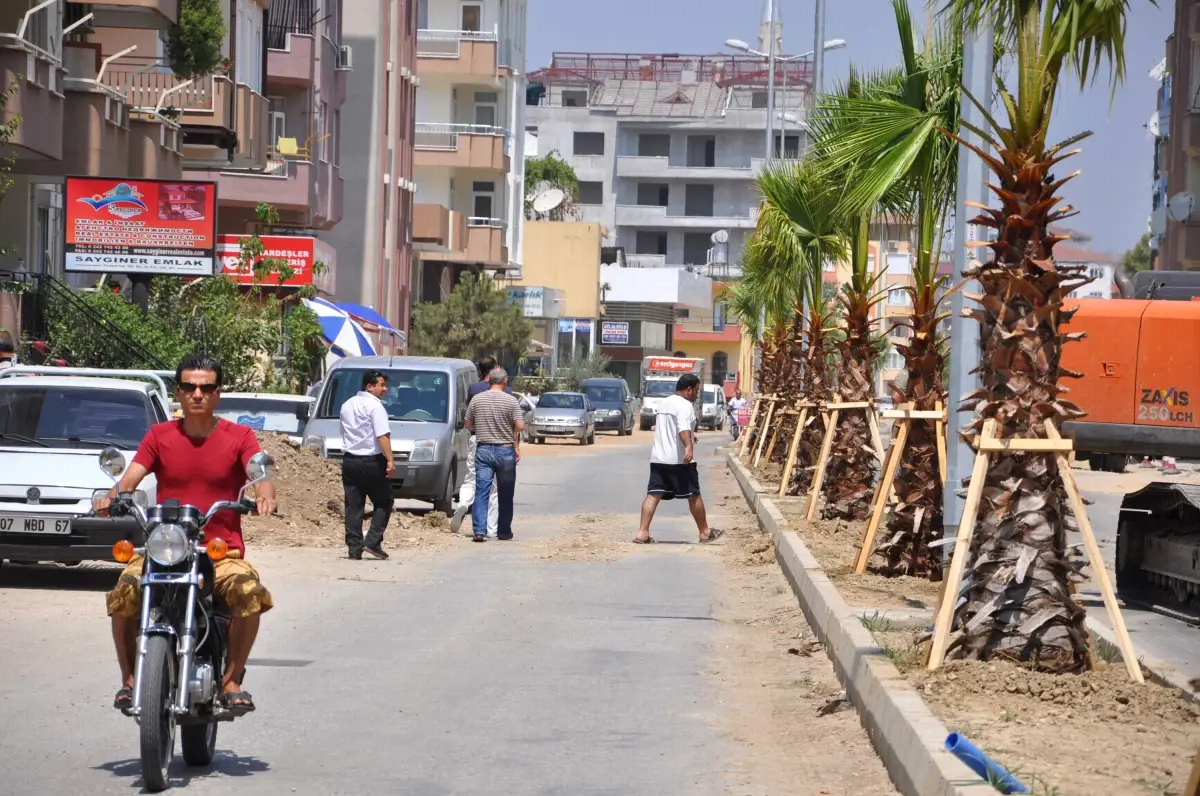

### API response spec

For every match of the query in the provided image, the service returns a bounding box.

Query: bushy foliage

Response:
[410,273,533,362]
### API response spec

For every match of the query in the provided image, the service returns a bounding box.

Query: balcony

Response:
[267,14,316,85]
[127,113,183,179]
[600,263,713,310]
[67,0,178,27]
[60,79,131,177]
[213,141,342,228]
[614,204,759,229]
[0,36,65,162]
[1185,112,1200,157]
[616,156,765,181]
[413,203,468,252]
[414,122,509,172]
[626,254,667,268]
[416,30,502,79]
[463,218,508,266]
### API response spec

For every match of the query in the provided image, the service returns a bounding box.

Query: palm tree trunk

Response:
[822,301,878,520]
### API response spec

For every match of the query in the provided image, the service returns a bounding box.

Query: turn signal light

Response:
[112,540,135,563]
[206,538,229,561]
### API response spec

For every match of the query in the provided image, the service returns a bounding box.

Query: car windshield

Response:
[584,385,622,403]
[0,386,151,449]
[644,381,676,397]
[538,393,584,410]
[703,388,720,404]
[318,369,450,423]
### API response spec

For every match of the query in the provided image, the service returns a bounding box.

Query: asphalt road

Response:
[0,433,742,795]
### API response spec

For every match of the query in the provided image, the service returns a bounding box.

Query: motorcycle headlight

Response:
[146,523,190,566]
[409,439,436,462]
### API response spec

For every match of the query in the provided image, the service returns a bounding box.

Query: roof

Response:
[0,375,157,394]
[1052,245,1118,264]
[590,80,727,117]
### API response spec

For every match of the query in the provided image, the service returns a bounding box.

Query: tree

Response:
[941,0,1143,672]
[524,151,580,221]
[1121,232,1152,277]
[167,0,226,78]
[814,0,970,574]
[410,272,533,362]
[557,350,613,391]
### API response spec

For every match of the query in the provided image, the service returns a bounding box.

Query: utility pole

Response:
[811,0,826,102]
[942,18,995,535]
[764,0,777,159]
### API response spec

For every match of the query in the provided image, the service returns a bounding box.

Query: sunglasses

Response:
[179,382,219,395]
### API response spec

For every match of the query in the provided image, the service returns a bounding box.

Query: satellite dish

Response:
[1147,112,1160,138]
[1167,192,1194,223]
[532,188,565,214]
[711,229,730,244]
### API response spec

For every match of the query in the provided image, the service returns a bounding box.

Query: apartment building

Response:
[1153,2,1200,270]
[525,51,811,276]
[0,0,184,295]
[324,0,418,340]
[409,0,528,304]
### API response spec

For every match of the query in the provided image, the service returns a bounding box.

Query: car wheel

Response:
[432,464,455,515]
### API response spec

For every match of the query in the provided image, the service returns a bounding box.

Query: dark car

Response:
[582,377,636,436]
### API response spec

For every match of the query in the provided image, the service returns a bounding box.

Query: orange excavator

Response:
[1062,270,1200,622]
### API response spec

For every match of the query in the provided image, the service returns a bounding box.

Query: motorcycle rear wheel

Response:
[139,635,177,792]
[181,720,217,766]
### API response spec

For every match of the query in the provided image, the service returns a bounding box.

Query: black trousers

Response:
[342,453,393,552]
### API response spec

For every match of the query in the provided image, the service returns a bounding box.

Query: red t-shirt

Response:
[133,419,261,556]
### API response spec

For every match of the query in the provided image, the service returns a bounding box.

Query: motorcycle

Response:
[81,446,275,792]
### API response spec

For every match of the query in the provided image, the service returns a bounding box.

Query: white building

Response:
[410,0,528,303]
[525,50,811,277]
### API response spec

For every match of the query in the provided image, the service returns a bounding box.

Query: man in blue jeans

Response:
[463,366,525,541]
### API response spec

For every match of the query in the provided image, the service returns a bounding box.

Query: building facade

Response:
[324,0,418,342]
[1154,3,1200,270]
[410,0,528,306]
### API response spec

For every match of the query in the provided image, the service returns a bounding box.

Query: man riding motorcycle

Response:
[99,355,277,713]
[728,389,748,440]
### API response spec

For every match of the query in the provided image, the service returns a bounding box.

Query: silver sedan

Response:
[523,391,596,445]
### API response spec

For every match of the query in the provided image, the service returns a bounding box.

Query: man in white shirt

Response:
[633,373,722,545]
[728,389,748,438]
[339,370,395,560]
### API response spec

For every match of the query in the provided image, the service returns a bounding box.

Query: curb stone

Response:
[725,452,995,796]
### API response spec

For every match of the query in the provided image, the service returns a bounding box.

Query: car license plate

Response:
[0,515,71,534]
[547,425,569,432]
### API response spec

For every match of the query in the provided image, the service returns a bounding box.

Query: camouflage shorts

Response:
[106,555,274,619]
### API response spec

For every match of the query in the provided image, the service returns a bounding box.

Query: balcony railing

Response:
[415,122,507,149]
[468,216,507,228]
[105,59,225,117]
[626,254,667,268]
[417,28,499,58]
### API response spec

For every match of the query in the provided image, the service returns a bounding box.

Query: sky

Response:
[526,0,1173,257]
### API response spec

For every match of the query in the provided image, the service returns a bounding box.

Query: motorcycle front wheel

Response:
[181,720,217,766]
[139,635,177,792]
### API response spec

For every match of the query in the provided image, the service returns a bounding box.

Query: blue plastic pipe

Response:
[945,732,1029,794]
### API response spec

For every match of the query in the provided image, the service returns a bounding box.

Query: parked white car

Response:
[0,367,167,565]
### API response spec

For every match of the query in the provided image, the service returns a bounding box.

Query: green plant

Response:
[1121,232,1152,277]
[167,0,226,78]
[410,272,533,362]
[556,350,613,391]
[859,611,896,633]
[524,151,581,220]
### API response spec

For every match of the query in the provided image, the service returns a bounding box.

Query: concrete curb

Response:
[1086,616,1197,703]
[725,452,995,796]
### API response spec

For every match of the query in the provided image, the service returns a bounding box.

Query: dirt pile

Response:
[241,433,459,551]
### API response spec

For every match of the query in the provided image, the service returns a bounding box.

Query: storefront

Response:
[506,285,565,374]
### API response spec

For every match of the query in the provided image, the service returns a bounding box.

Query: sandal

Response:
[113,686,133,711]
[222,690,256,712]
[632,536,656,544]
[699,529,725,544]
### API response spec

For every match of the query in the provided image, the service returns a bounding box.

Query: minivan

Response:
[301,356,477,513]
[700,384,728,431]
[581,377,635,435]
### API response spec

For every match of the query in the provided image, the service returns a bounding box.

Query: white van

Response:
[700,384,728,431]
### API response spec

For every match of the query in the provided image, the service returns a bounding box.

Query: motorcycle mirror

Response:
[99,447,126,480]
[245,451,275,483]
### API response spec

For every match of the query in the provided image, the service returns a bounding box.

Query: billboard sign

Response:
[217,235,333,289]
[64,177,217,276]
[647,357,700,373]
[506,286,546,317]
[600,320,629,345]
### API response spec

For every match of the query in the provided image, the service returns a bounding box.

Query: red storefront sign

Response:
[647,357,700,372]
[217,235,318,287]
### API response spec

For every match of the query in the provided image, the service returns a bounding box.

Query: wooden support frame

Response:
[925,419,1144,684]
[853,402,948,574]
[802,400,888,522]
[752,398,778,468]
[778,404,816,497]
[738,396,766,458]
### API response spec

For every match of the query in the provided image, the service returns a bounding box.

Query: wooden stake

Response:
[867,408,886,466]
[854,418,910,574]
[752,399,777,468]
[805,409,839,522]
[764,411,786,463]
[934,400,948,486]
[738,397,762,457]
[927,419,995,670]
[778,407,809,497]
[1185,744,1200,796]
[1044,421,1144,684]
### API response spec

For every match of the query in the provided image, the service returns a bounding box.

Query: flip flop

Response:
[632,536,656,544]
[222,690,256,713]
[113,686,133,711]
[699,529,725,544]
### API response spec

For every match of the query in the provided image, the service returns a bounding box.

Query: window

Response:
[635,231,667,255]
[637,183,669,207]
[713,303,727,332]
[418,0,428,28]
[318,370,450,423]
[333,110,341,165]
[886,252,912,275]
[638,133,670,157]
[686,135,716,167]
[885,350,905,370]
[888,288,911,307]
[712,351,729,382]
[460,2,482,32]
[578,181,603,205]
[573,131,605,156]
[774,133,801,159]
[683,232,710,265]
[268,96,286,144]
[474,91,498,127]
[235,0,264,93]
[684,184,715,216]
[675,308,690,319]
[0,386,152,450]
[562,89,588,107]
[538,393,584,410]
[751,91,768,108]
[473,180,495,218]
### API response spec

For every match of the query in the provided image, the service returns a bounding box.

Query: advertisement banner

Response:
[64,177,217,276]
[600,320,629,345]
[574,319,593,335]
[647,357,700,372]
[218,235,319,288]
[506,286,545,317]
[558,319,575,333]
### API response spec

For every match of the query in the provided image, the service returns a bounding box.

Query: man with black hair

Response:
[633,372,722,545]
[102,354,277,713]
[339,369,395,559]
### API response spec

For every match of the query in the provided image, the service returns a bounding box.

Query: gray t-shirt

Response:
[466,389,522,445]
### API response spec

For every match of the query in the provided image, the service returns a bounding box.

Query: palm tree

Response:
[814,0,966,571]
[937,0,1139,670]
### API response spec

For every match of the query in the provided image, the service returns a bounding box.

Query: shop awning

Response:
[526,339,554,356]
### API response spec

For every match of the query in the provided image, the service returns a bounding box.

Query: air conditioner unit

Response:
[336,45,353,71]
[401,66,411,78]
[887,241,900,252]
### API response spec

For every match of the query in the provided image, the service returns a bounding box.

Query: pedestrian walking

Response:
[339,370,395,560]
[633,373,723,545]
[463,367,524,542]
[451,356,504,535]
